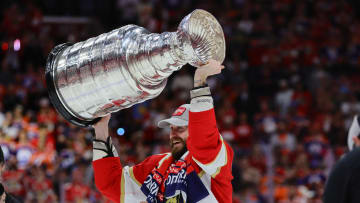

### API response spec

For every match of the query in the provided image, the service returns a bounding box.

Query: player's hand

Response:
[194,59,225,87]
[93,114,111,141]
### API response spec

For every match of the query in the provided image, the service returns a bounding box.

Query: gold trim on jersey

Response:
[120,170,125,203]
[129,167,142,186]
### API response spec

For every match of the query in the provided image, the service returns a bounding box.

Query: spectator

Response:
[275,80,294,117]
[0,148,20,203]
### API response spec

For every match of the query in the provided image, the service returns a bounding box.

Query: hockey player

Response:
[92,60,234,203]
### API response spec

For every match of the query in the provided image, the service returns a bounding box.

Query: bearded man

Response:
[92,60,234,203]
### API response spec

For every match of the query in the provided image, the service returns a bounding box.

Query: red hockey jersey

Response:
[93,97,234,203]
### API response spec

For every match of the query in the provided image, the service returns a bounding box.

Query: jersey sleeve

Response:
[188,86,234,178]
[93,157,123,203]
[92,137,167,203]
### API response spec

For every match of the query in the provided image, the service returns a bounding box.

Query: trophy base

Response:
[46,43,101,127]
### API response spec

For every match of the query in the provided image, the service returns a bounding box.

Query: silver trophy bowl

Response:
[46,9,225,127]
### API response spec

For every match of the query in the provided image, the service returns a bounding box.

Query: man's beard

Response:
[170,138,187,160]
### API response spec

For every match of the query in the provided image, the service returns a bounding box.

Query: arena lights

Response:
[1,39,21,52]
[117,128,125,136]
[14,39,21,51]
[1,42,8,51]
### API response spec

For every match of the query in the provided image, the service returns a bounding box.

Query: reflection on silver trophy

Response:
[45,9,225,127]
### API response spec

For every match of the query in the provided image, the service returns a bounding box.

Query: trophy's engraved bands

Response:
[46,9,225,127]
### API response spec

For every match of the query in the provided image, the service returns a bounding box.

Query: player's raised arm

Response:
[187,60,234,178]
[92,115,123,202]
[92,115,167,203]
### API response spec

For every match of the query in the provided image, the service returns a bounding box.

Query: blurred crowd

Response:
[1,0,360,202]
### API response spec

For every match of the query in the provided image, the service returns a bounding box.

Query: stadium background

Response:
[1,0,360,202]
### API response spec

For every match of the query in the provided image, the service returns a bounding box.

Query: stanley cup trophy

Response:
[46,9,225,127]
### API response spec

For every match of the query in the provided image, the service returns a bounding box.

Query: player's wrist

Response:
[94,130,109,141]
[194,71,208,87]
[93,136,118,160]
